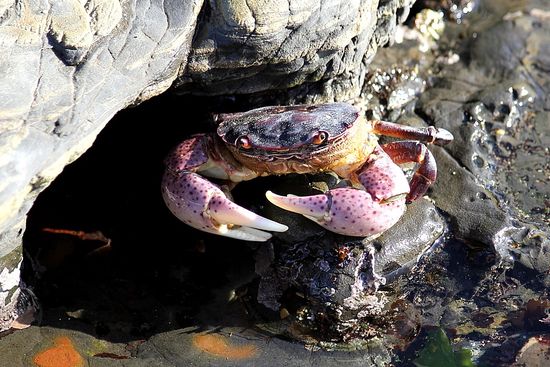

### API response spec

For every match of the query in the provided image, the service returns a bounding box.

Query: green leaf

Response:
[414,328,476,367]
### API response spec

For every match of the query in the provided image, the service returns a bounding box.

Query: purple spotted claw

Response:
[265,189,406,237]
[265,147,409,237]
[162,171,288,241]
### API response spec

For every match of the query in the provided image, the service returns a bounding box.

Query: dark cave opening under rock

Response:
[21,93,273,341]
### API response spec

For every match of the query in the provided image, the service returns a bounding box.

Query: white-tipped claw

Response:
[265,190,330,219]
[206,193,288,241]
[162,172,288,242]
[209,197,288,233]
[266,189,406,237]
[217,225,274,242]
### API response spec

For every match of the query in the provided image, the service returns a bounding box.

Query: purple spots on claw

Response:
[266,188,406,237]
[162,171,287,241]
[357,147,410,201]
[261,145,412,237]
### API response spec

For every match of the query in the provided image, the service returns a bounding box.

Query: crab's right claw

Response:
[162,172,288,241]
[265,189,406,237]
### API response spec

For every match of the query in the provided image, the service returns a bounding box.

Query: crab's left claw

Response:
[265,189,405,237]
[207,193,289,241]
[163,172,288,241]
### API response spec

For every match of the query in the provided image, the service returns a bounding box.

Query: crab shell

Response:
[215,103,379,180]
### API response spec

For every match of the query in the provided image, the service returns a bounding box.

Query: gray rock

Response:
[137,326,392,367]
[367,1,550,364]
[0,0,416,331]
[254,185,445,342]
[416,5,550,268]
[0,0,203,331]
[180,0,396,94]
[373,198,446,279]
[178,0,415,102]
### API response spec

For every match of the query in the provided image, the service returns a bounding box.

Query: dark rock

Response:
[0,0,202,329]
[253,194,445,343]
[373,198,446,279]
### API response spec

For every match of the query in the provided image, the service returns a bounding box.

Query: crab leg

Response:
[266,146,408,237]
[372,120,453,145]
[162,171,288,242]
[381,141,437,203]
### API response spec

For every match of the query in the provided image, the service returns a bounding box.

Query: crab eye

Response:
[312,131,328,145]
[237,136,252,149]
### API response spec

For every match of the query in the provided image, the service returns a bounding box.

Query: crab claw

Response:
[163,172,288,241]
[265,189,406,237]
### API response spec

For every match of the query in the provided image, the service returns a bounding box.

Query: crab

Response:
[162,103,453,241]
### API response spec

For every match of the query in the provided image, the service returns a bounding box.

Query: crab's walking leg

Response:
[381,141,437,203]
[372,120,454,145]
[266,146,408,237]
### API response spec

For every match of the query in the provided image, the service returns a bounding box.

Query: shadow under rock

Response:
[22,92,267,343]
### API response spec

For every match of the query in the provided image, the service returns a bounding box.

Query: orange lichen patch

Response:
[192,333,258,360]
[33,336,84,367]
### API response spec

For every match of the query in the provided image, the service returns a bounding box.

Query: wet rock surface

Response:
[254,186,445,344]
[368,0,549,364]
[247,0,549,351]
[0,0,549,366]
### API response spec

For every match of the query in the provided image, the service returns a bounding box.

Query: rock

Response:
[0,326,135,366]
[254,185,445,343]
[178,0,416,103]
[138,327,392,367]
[0,0,417,331]
[415,3,550,270]
[376,1,550,363]
[0,0,203,331]
[48,0,94,64]
[180,0,379,96]
[373,198,446,279]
